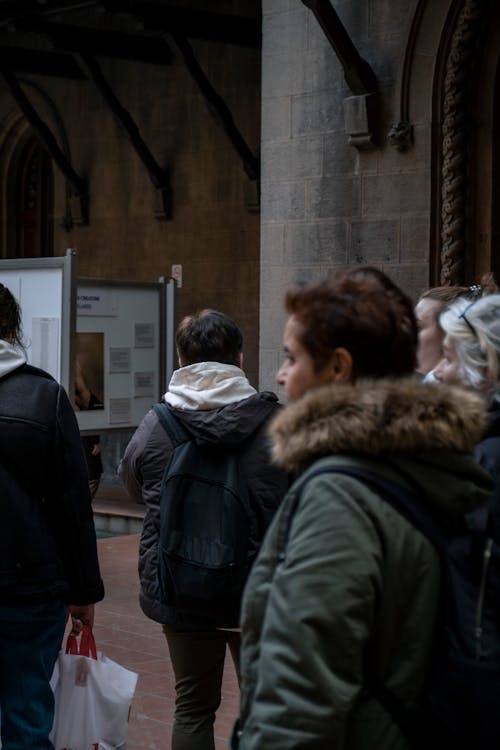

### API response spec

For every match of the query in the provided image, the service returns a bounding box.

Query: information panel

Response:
[75,279,170,432]
[0,253,74,390]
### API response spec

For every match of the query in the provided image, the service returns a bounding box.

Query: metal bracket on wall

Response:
[301,0,379,150]
[75,52,172,220]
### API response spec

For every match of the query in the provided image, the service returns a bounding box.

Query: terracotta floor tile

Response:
[94,534,240,750]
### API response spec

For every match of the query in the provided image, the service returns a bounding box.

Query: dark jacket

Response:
[474,396,500,489]
[119,390,289,627]
[0,362,104,606]
[238,378,493,750]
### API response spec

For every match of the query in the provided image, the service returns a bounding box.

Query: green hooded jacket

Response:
[238,378,494,750]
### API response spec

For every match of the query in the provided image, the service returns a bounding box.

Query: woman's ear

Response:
[238,352,244,369]
[330,347,353,383]
[177,349,184,368]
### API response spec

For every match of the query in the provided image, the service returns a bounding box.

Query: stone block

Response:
[368,1,409,36]
[261,97,292,142]
[309,177,361,219]
[292,92,345,136]
[263,9,308,57]
[349,220,399,263]
[362,172,429,215]
[324,133,357,175]
[285,221,347,264]
[261,223,286,264]
[382,263,430,302]
[401,217,430,262]
[261,137,323,181]
[343,93,379,150]
[261,180,306,222]
[263,0,294,15]
[259,347,284,394]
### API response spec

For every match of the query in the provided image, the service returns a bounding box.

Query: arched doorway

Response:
[433,0,499,285]
[14,136,54,258]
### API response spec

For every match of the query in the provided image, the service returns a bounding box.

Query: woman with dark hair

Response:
[0,283,104,750]
[234,268,493,750]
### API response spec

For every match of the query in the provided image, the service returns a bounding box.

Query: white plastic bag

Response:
[50,626,138,750]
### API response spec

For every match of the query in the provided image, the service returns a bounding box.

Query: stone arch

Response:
[0,110,33,257]
[0,82,72,257]
[392,0,496,285]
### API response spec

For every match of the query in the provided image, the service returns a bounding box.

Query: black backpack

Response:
[280,460,500,750]
[153,403,254,628]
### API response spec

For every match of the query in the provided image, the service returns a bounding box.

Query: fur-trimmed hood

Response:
[271,378,486,471]
[270,378,494,517]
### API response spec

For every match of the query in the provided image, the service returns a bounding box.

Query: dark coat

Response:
[119,391,289,627]
[0,363,104,606]
[474,399,500,489]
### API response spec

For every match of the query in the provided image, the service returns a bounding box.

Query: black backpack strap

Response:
[153,403,191,447]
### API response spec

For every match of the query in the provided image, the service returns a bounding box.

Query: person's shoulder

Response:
[15,362,56,382]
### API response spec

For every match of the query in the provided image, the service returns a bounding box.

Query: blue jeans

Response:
[0,601,66,750]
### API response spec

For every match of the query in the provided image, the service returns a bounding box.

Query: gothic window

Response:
[15,137,54,258]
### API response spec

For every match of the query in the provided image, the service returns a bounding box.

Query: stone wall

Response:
[259,0,432,391]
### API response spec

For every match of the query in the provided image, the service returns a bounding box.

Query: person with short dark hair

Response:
[0,283,104,749]
[119,309,288,750]
[234,268,493,750]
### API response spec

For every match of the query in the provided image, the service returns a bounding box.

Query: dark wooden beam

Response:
[167,33,259,182]
[301,0,377,95]
[12,20,172,65]
[0,68,89,221]
[101,1,261,48]
[75,52,171,218]
[0,1,98,25]
[0,45,86,79]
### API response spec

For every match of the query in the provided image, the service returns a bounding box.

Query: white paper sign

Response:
[77,290,117,317]
[134,371,155,398]
[109,398,132,424]
[31,317,60,380]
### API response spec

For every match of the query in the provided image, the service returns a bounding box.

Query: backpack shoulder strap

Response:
[153,403,191,447]
[278,461,447,562]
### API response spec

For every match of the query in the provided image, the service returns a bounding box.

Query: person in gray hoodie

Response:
[0,283,104,750]
[119,309,288,750]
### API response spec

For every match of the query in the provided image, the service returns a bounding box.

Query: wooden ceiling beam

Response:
[11,19,172,65]
[168,33,259,182]
[0,1,98,26]
[76,51,172,219]
[101,1,261,48]
[0,45,86,78]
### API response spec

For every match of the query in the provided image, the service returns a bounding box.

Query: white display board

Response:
[76,278,173,432]
[0,253,75,390]
[0,254,176,432]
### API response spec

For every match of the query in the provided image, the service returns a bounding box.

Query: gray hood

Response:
[0,339,26,378]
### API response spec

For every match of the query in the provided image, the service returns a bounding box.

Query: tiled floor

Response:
[93,533,239,750]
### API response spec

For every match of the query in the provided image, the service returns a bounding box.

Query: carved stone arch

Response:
[389,0,497,286]
[436,0,492,285]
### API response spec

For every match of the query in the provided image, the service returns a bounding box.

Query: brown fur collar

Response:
[270,378,487,473]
